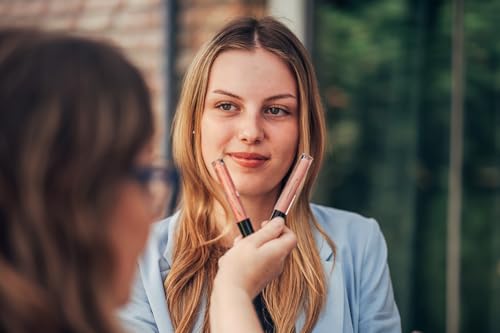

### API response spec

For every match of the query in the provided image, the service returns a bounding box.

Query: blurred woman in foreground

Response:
[0,28,162,332]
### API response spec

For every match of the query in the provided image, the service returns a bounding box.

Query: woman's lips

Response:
[228,152,269,168]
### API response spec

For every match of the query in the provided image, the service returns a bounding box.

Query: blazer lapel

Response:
[139,213,180,333]
[295,229,346,332]
[153,213,346,332]
[156,213,207,332]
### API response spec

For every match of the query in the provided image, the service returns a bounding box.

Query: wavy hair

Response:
[0,29,154,332]
[168,17,336,332]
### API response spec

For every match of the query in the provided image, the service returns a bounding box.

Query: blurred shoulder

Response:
[311,203,379,231]
[139,211,180,269]
[310,203,383,253]
[148,212,178,247]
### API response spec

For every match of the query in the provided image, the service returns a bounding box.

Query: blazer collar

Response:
[161,211,179,269]
[158,210,343,332]
[162,210,334,266]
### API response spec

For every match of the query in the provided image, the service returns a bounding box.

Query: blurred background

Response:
[1,0,498,332]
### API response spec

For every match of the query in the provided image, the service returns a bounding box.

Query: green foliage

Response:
[313,0,500,332]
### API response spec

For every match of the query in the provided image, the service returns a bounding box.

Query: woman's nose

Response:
[237,112,264,144]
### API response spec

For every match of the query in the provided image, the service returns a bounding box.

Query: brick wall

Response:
[0,0,166,135]
[0,0,267,143]
[176,0,266,75]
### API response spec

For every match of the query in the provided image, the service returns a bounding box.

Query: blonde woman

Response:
[119,16,401,333]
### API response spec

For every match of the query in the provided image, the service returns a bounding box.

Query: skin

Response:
[202,48,300,332]
[210,217,297,333]
[201,47,299,232]
[107,147,155,306]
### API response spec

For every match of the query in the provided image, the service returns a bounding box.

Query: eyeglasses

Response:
[130,164,176,220]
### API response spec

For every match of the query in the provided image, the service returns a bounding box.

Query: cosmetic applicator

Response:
[270,153,313,219]
[212,158,254,237]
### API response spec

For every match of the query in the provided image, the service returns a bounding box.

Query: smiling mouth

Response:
[228,152,270,168]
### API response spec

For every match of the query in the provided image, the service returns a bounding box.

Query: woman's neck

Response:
[239,193,277,228]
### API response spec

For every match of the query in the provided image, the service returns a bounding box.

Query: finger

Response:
[278,227,298,251]
[233,235,243,246]
[260,227,297,257]
[261,220,269,227]
[246,217,285,247]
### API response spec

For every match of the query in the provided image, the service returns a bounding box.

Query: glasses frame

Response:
[130,164,176,219]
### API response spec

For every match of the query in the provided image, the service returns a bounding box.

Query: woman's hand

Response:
[210,217,297,333]
[215,217,297,298]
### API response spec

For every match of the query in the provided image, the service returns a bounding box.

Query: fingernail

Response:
[270,217,285,225]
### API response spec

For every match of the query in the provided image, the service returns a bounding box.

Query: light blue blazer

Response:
[118,204,401,333]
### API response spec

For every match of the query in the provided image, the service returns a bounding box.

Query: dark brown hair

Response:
[0,28,154,332]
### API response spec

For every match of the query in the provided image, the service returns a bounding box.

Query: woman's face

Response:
[107,147,155,306]
[201,48,299,200]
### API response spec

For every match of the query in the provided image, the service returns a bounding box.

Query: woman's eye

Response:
[265,106,288,116]
[216,103,236,112]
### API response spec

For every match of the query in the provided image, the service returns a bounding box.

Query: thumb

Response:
[248,217,285,247]
[233,235,243,246]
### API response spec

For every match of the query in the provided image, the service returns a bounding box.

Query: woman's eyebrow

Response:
[211,89,296,102]
[211,89,242,100]
[264,93,297,102]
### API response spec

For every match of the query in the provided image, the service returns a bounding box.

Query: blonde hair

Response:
[167,17,335,332]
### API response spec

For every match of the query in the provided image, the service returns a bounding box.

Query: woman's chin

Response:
[235,183,279,200]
